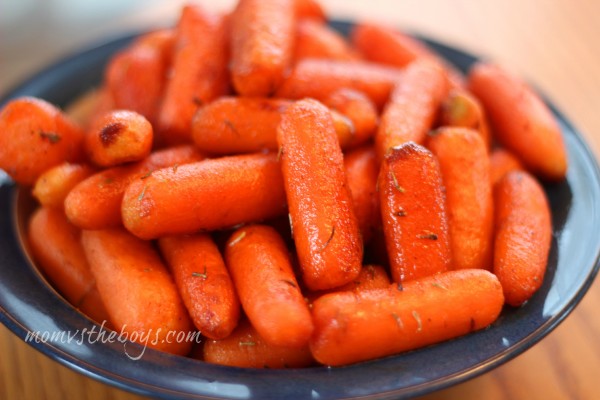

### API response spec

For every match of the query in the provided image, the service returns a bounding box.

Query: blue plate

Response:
[1,20,600,400]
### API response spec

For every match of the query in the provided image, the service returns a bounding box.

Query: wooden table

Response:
[1,0,599,399]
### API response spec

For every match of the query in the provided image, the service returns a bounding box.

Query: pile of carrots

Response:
[0,0,566,368]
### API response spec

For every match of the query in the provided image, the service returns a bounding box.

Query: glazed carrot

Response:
[83,86,115,130]
[65,145,204,230]
[439,88,492,150]
[324,88,378,148]
[191,97,354,155]
[490,147,525,185]
[309,269,504,366]
[81,228,194,356]
[229,0,295,96]
[32,163,95,208]
[306,264,391,303]
[158,5,229,145]
[225,225,313,347]
[378,142,451,283]
[85,110,153,167]
[468,62,567,181]
[294,0,325,21]
[203,319,314,368]
[493,171,552,306]
[427,127,494,270]
[277,99,363,291]
[276,58,403,109]
[294,19,359,61]
[343,146,380,244]
[0,97,84,185]
[122,152,286,239]
[375,59,448,162]
[159,234,240,340]
[65,88,107,129]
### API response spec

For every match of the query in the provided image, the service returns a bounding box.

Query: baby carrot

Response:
[378,142,451,283]
[121,152,287,239]
[294,19,359,61]
[159,234,240,340]
[32,163,95,209]
[427,127,494,270]
[490,147,525,185]
[375,59,448,162]
[309,269,504,366]
[203,319,314,368]
[81,228,194,356]
[493,170,552,306]
[324,88,378,149]
[294,0,325,21]
[277,99,363,291]
[225,225,314,347]
[439,88,492,150]
[229,0,295,96]
[0,97,84,185]
[468,62,567,181]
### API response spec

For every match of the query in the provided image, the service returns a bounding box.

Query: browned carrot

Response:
[225,225,313,347]
[65,145,204,230]
[378,142,451,283]
[375,59,449,162]
[427,127,494,270]
[439,88,492,150]
[493,170,552,306]
[81,228,194,356]
[203,319,314,368]
[121,152,286,239]
[85,110,153,167]
[309,269,504,366]
[158,5,229,145]
[294,0,325,21]
[490,147,525,185]
[276,58,404,110]
[277,99,363,291]
[294,19,359,61]
[468,62,567,181]
[324,88,378,149]
[0,97,84,185]
[32,163,95,209]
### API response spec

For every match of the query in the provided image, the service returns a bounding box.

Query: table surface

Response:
[1,0,599,399]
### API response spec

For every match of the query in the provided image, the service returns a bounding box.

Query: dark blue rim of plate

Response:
[1,20,600,400]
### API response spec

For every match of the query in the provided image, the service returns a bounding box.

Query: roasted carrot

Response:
[229,0,295,96]
[294,0,325,21]
[294,19,359,61]
[225,225,313,347]
[65,145,204,230]
[121,152,286,239]
[493,170,552,306]
[0,97,84,185]
[324,88,378,148]
[276,58,403,110]
[83,86,115,130]
[439,88,492,150]
[81,228,194,356]
[468,62,567,181]
[85,110,153,167]
[427,127,494,270]
[65,87,107,129]
[490,147,525,185]
[32,163,95,209]
[375,59,448,162]
[158,5,229,145]
[277,99,363,291]
[309,269,504,366]
[378,142,451,283]
[203,319,314,368]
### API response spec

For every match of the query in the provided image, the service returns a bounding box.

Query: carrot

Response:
[324,88,378,148]
[191,97,355,155]
[490,147,525,185]
[158,5,229,145]
[277,99,363,291]
[121,152,286,239]
[225,225,313,347]
[427,127,494,270]
[309,269,504,366]
[468,62,567,181]
[493,170,552,306]
[65,145,204,230]
[0,97,84,185]
[159,234,240,340]
[32,163,95,209]
[378,142,451,283]
[343,146,380,244]
[375,59,448,162]
[81,228,193,356]
[276,58,404,110]
[294,0,325,21]
[229,0,295,96]
[83,86,115,130]
[294,19,359,61]
[439,88,492,150]
[85,110,153,167]
[65,87,107,129]
[203,319,314,368]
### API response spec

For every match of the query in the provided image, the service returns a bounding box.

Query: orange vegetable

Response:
[493,170,552,306]
[490,147,525,185]
[294,19,359,61]
[277,99,363,291]
[378,142,451,283]
[306,264,391,303]
[32,163,95,209]
[294,0,325,21]
[324,88,378,149]
[439,88,492,150]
